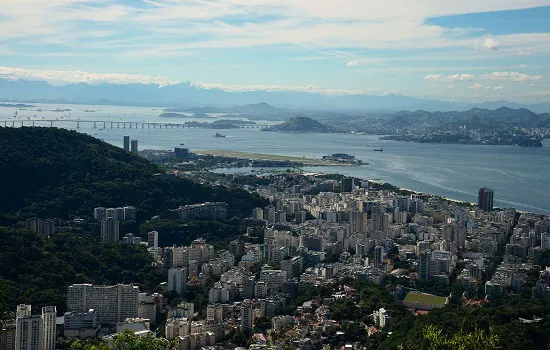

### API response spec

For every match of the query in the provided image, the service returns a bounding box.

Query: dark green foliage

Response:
[0,228,164,313]
[140,219,245,248]
[381,297,550,350]
[0,127,267,224]
[68,330,176,350]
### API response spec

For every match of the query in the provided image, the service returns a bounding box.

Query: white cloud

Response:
[432,84,454,89]
[468,83,484,90]
[346,61,360,67]
[199,83,393,96]
[0,65,393,96]
[1,0,550,54]
[0,66,172,85]
[531,90,550,97]
[481,72,544,82]
[494,86,504,91]
[425,74,475,82]
[474,38,499,51]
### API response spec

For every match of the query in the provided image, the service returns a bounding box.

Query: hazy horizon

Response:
[1,1,550,105]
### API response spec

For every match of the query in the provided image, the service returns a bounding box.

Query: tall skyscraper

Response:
[123,136,130,152]
[341,177,354,193]
[478,187,494,212]
[41,307,56,350]
[147,231,159,248]
[15,305,43,350]
[168,268,188,296]
[101,217,120,243]
[418,251,431,280]
[374,246,384,269]
[240,300,254,333]
[130,140,138,154]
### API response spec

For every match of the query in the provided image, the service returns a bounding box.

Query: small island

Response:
[322,153,366,165]
[263,116,334,133]
[0,103,35,108]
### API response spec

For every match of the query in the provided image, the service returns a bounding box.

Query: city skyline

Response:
[0,1,550,103]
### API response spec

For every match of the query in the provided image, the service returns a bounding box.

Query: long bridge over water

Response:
[0,119,269,129]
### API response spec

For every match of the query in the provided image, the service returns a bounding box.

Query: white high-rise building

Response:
[41,306,56,350]
[67,284,139,325]
[542,232,550,250]
[148,231,159,248]
[16,305,31,319]
[101,218,120,243]
[15,309,43,350]
[168,268,188,296]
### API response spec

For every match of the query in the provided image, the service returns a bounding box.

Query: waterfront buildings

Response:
[478,187,494,212]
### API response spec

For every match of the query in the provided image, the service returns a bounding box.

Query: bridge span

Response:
[0,119,268,129]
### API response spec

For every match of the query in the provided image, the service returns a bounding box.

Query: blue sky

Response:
[1,0,550,102]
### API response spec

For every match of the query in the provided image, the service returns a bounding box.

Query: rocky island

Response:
[262,116,334,133]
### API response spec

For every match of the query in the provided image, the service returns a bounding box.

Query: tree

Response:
[69,330,177,350]
[419,325,500,350]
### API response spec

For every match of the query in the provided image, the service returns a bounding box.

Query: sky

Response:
[1,0,550,103]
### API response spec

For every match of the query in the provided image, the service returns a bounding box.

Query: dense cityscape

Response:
[1,131,549,350]
[1,2,550,349]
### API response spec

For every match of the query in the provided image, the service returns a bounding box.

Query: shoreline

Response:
[195,150,363,167]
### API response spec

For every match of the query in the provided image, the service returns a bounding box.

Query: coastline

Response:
[196,150,363,167]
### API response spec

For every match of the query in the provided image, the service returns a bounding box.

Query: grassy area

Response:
[404,293,448,306]
[195,150,354,166]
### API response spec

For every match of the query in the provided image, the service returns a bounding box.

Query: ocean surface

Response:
[1,102,549,214]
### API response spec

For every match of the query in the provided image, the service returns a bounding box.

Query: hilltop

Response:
[264,116,335,133]
[0,127,267,223]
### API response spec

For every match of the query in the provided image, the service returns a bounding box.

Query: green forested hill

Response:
[0,228,163,313]
[0,127,267,223]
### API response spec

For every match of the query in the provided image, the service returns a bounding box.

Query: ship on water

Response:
[374,149,383,152]
[214,133,226,138]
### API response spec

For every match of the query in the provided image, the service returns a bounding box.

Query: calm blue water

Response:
[2,103,549,214]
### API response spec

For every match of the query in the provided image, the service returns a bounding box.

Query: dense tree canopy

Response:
[0,127,267,224]
[69,330,176,350]
[0,228,163,312]
[140,219,246,248]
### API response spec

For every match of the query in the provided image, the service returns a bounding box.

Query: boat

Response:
[374,149,383,152]
[214,133,226,138]
[180,143,185,146]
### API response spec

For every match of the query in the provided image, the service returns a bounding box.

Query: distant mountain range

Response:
[324,106,550,134]
[1,78,550,113]
[379,107,550,129]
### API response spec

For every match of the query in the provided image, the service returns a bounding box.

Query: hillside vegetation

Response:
[264,116,334,133]
[0,228,163,313]
[0,127,267,224]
